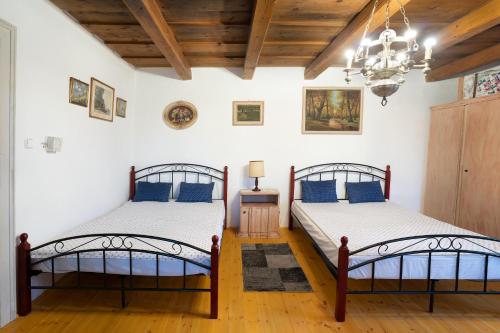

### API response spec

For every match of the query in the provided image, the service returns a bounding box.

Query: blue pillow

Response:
[176,182,214,203]
[133,182,172,202]
[301,180,338,203]
[346,181,385,203]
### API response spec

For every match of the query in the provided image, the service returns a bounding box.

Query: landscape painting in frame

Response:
[233,101,264,125]
[68,77,89,107]
[116,97,127,118]
[302,87,363,134]
[89,78,115,122]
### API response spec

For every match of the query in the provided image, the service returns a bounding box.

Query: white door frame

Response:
[0,18,16,327]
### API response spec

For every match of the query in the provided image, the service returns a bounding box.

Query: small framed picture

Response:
[462,74,477,99]
[89,78,115,122]
[68,77,89,107]
[475,67,500,97]
[116,97,127,118]
[163,101,198,129]
[232,101,264,126]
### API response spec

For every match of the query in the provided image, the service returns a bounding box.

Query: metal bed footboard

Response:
[335,234,500,321]
[17,233,220,318]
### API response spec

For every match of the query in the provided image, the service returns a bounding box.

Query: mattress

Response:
[32,200,225,276]
[292,201,500,280]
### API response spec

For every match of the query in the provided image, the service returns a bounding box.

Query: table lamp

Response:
[249,160,264,192]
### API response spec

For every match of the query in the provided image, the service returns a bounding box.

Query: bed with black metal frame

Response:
[16,163,228,319]
[288,162,500,322]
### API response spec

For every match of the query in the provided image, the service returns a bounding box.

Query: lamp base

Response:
[252,177,261,192]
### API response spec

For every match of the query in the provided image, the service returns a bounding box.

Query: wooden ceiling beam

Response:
[304,0,411,80]
[122,0,191,79]
[243,0,276,79]
[124,56,245,68]
[270,18,350,28]
[427,43,500,82]
[416,0,500,60]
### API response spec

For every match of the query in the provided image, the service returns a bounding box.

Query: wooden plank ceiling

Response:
[51,0,500,81]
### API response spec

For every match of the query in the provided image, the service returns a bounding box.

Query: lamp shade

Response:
[249,160,265,178]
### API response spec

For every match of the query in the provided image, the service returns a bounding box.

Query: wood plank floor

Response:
[3,228,500,333]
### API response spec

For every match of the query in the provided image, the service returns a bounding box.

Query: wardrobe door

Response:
[423,106,464,224]
[457,98,500,237]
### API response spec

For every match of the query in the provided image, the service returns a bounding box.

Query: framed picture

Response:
[116,97,127,118]
[89,77,115,122]
[302,87,363,134]
[462,74,477,99]
[475,66,500,97]
[68,77,89,107]
[232,101,264,126]
[163,101,198,129]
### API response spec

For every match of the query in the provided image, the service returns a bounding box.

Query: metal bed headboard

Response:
[288,163,391,229]
[130,163,228,200]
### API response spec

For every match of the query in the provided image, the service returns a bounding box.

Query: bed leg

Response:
[428,280,436,313]
[210,235,219,319]
[17,233,32,316]
[335,236,349,322]
[120,275,127,308]
[223,166,228,229]
[289,166,295,230]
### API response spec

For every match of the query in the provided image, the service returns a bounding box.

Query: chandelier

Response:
[343,0,436,106]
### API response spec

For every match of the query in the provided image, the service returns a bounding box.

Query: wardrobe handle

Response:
[464,169,468,173]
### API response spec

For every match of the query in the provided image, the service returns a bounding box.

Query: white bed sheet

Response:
[32,201,225,276]
[292,201,500,280]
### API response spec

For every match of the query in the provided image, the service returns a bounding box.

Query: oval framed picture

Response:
[163,101,198,129]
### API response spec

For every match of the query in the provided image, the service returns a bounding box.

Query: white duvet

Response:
[32,201,225,276]
[292,201,500,280]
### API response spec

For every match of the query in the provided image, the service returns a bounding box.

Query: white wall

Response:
[0,0,136,245]
[0,0,459,240]
[134,68,457,227]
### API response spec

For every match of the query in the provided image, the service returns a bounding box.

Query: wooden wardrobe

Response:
[424,94,500,238]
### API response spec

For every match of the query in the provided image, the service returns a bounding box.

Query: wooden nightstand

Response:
[239,189,280,238]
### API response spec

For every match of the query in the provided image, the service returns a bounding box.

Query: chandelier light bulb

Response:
[345,49,355,59]
[404,29,417,39]
[345,49,355,69]
[424,37,437,48]
[361,38,372,46]
[366,57,377,66]
[424,37,437,60]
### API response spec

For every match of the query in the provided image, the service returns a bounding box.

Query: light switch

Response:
[24,138,33,149]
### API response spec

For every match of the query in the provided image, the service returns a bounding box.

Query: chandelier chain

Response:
[396,0,411,30]
[385,0,390,29]
[359,0,379,50]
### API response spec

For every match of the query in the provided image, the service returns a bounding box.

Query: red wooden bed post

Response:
[384,165,391,200]
[210,235,219,319]
[223,166,228,229]
[129,166,136,201]
[17,233,32,316]
[335,236,349,322]
[289,165,295,230]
